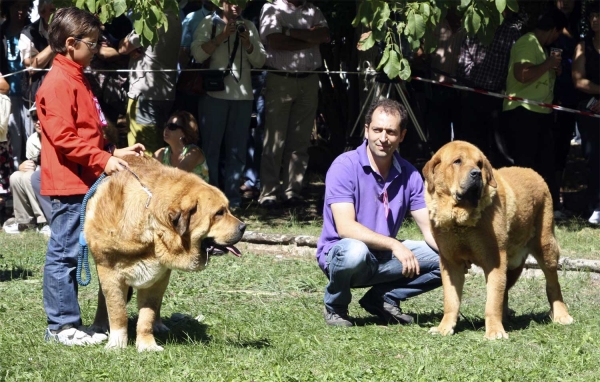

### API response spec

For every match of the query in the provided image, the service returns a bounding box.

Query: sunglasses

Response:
[74,38,98,50]
[166,123,184,131]
[31,114,39,122]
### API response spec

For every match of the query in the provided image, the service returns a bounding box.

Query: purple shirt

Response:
[316,140,426,272]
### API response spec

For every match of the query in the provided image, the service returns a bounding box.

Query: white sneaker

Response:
[589,209,600,225]
[37,225,51,237]
[3,222,20,234]
[44,325,107,346]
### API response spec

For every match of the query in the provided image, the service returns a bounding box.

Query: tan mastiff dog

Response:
[422,141,573,339]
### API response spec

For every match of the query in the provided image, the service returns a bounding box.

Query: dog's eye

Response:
[477,160,483,168]
[215,208,225,217]
[453,158,462,165]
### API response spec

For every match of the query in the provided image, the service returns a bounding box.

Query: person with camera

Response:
[191,0,266,208]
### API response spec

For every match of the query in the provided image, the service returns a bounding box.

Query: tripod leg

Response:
[395,83,430,151]
[349,81,377,138]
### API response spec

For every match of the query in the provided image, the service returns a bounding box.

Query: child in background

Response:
[36,7,144,346]
[153,110,209,182]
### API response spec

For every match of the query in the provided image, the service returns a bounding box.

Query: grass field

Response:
[1,229,599,381]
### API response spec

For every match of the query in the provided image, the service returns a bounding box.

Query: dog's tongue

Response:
[225,245,242,257]
[208,244,242,257]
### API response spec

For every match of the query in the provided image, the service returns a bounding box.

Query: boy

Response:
[37,7,144,346]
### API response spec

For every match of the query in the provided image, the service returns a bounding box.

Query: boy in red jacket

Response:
[37,7,145,346]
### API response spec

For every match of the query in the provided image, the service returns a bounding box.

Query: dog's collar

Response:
[126,167,153,208]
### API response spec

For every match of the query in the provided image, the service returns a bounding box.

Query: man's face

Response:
[39,3,56,24]
[548,28,562,44]
[222,1,243,19]
[364,107,407,161]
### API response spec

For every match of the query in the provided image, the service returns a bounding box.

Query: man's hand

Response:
[239,28,253,52]
[104,156,128,175]
[114,143,145,159]
[545,54,562,72]
[392,241,420,278]
[18,160,36,172]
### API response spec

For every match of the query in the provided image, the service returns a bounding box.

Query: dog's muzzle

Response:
[456,168,483,205]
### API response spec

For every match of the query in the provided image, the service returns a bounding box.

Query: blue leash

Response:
[77,174,107,286]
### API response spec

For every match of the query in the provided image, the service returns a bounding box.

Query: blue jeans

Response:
[324,238,442,313]
[43,195,84,331]
[201,96,253,207]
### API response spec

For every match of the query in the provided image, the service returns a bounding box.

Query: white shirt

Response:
[18,20,49,64]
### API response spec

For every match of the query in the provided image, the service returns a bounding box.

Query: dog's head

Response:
[422,141,497,227]
[155,173,245,270]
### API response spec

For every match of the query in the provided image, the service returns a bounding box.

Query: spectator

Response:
[0,0,34,168]
[153,110,209,182]
[551,0,581,211]
[240,0,267,201]
[458,9,527,167]
[120,9,182,154]
[0,73,11,217]
[191,0,266,208]
[174,0,216,121]
[37,7,145,346]
[18,0,55,108]
[316,99,441,327]
[500,8,568,220]
[572,1,600,224]
[4,103,49,236]
[258,0,330,208]
[426,12,465,153]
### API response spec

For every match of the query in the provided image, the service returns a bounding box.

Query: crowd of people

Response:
[420,0,600,225]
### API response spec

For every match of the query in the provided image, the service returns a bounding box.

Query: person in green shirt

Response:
[501,8,568,220]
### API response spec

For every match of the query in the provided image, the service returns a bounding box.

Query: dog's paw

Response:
[551,312,574,325]
[136,341,164,352]
[105,329,128,349]
[429,326,454,336]
[484,327,509,340]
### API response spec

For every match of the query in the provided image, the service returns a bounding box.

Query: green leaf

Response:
[471,10,481,34]
[383,49,401,80]
[420,3,431,18]
[506,0,519,12]
[75,0,85,9]
[399,58,411,81]
[414,13,426,39]
[113,0,127,17]
[495,0,506,13]
[357,31,376,51]
[85,0,96,13]
[143,22,154,42]
[133,18,144,36]
[405,11,415,36]
[460,0,472,9]
[98,6,109,24]
[352,1,374,28]
[376,46,390,70]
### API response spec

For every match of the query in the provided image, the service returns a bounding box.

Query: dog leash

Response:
[76,167,153,286]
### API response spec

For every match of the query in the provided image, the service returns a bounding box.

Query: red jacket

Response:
[37,54,111,196]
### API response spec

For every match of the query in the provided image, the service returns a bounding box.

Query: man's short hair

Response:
[587,0,600,16]
[364,98,408,131]
[48,7,101,54]
[536,8,568,31]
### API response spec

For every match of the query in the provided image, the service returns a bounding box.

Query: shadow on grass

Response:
[425,311,553,335]
[0,267,34,282]
[125,313,211,347]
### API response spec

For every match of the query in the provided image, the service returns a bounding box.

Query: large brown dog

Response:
[84,155,245,351]
[422,141,573,339]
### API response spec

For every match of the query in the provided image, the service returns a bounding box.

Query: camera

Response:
[236,21,246,33]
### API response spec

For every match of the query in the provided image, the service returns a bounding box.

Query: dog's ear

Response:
[169,207,195,236]
[422,154,441,194]
[482,157,497,188]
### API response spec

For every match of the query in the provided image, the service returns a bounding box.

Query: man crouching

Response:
[316,99,441,326]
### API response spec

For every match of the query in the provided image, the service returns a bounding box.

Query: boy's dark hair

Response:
[364,98,408,131]
[536,8,568,32]
[48,7,101,54]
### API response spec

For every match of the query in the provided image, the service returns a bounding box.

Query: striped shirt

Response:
[259,0,328,72]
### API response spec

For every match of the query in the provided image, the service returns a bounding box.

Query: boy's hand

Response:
[114,143,145,158]
[104,156,129,175]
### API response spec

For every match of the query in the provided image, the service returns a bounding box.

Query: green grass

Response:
[1,231,599,381]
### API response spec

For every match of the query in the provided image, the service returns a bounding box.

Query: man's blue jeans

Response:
[43,196,84,331]
[324,238,442,314]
